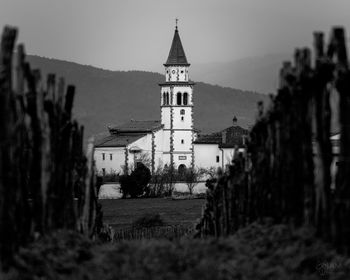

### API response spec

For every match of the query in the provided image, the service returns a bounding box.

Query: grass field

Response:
[100,198,206,230]
[8,223,350,279]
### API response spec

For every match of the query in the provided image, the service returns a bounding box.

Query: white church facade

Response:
[94,26,248,176]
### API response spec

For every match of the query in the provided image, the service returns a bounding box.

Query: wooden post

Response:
[332,27,350,253]
[81,137,95,236]
[0,26,19,266]
[312,32,333,237]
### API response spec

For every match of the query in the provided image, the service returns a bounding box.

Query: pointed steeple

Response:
[164,26,189,66]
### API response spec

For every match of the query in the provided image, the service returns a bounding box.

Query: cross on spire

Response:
[175,18,178,30]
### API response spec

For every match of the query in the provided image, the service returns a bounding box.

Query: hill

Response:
[27,55,269,139]
[191,54,288,94]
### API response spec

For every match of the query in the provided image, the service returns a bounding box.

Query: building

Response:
[94,120,164,175]
[94,25,248,175]
[159,23,195,170]
[94,25,195,175]
[194,116,248,170]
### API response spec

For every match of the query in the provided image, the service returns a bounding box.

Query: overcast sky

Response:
[1,0,350,72]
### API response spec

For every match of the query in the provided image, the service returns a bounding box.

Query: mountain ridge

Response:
[26,55,270,140]
[190,53,289,94]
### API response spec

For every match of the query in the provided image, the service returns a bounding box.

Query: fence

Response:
[0,26,98,267]
[113,225,195,242]
[196,27,350,254]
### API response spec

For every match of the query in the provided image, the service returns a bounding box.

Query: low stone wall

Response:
[98,182,207,199]
[98,184,123,199]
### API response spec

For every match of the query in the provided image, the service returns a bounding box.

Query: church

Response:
[94,25,248,176]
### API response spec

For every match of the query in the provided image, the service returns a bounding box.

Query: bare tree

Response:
[136,152,151,169]
[199,167,218,180]
[184,167,203,195]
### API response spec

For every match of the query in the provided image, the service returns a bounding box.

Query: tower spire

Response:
[164,22,189,66]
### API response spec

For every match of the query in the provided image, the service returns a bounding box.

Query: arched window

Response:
[183,92,188,105]
[180,109,185,115]
[166,92,169,105]
[163,92,166,105]
[177,92,182,105]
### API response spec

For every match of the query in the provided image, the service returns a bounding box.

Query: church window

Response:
[110,154,113,160]
[166,92,169,104]
[102,168,106,176]
[181,139,184,144]
[181,70,184,73]
[180,109,185,115]
[216,156,220,163]
[183,92,188,105]
[177,92,182,105]
[102,153,105,161]
[181,116,184,121]
[163,92,166,105]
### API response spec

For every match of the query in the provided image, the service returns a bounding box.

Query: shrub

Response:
[132,213,164,229]
[103,172,118,183]
[131,162,152,196]
[119,174,137,198]
[119,163,151,198]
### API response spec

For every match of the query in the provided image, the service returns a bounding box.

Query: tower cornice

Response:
[163,63,190,67]
[161,105,194,108]
[159,81,195,86]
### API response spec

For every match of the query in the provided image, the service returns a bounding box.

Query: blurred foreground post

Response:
[0,26,97,268]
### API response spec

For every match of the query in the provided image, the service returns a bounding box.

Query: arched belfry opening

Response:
[183,92,188,105]
[177,92,182,105]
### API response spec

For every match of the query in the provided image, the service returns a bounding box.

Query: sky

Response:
[1,0,350,72]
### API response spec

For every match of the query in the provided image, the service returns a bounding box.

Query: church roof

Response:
[109,120,163,134]
[95,120,163,148]
[194,132,222,144]
[164,27,189,66]
[94,133,147,148]
[194,125,249,148]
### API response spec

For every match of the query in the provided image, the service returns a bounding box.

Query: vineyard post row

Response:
[196,27,350,255]
[0,26,98,268]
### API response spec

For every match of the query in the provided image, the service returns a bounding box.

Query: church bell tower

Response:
[160,22,194,169]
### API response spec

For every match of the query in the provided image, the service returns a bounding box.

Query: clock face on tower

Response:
[172,70,175,74]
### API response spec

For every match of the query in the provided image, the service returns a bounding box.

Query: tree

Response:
[199,167,218,180]
[136,152,151,169]
[162,165,176,196]
[119,163,152,198]
[184,167,203,195]
[119,174,137,198]
[131,162,152,197]
[149,165,166,197]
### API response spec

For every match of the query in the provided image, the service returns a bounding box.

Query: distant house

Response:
[193,117,248,171]
[93,25,248,175]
